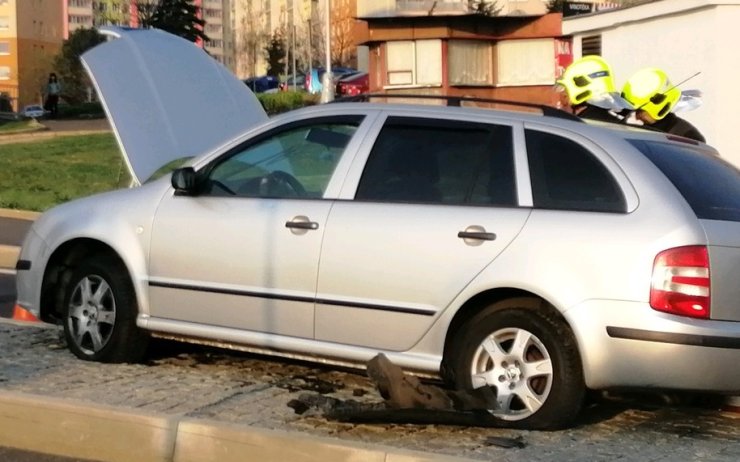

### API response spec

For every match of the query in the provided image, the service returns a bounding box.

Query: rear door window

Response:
[355,117,516,206]
[525,130,626,213]
[630,140,740,222]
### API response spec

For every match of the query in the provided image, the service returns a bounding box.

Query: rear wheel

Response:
[445,298,585,429]
[62,256,148,363]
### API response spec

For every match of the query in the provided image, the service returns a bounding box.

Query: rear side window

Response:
[630,140,740,222]
[525,130,626,213]
[356,117,516,206]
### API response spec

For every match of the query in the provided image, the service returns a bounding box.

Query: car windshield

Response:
[630,139,740,222]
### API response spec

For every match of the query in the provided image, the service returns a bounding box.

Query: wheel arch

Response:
[440,288,579,378]
[39,238,130,323]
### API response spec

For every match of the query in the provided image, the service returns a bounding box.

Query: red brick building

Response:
[355,12,570,107]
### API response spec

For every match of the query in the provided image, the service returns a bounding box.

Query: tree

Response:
[467,0,501,16]
[235,0,268,77]
[136,0,209,43]
[51,28,106,104]
[330,0,356,67]
[264,29,287,77]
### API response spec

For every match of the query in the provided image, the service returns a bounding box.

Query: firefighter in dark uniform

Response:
[621,68,706,143]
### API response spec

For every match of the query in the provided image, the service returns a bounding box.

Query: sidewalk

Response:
[2,319,738,462]
[0,319,479,462]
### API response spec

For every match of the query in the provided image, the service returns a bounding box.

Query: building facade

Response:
[63,1,231,69]
[0,0,64,112]
[564,0,740,167]
[233,0,317,78]
[355,9,566,106]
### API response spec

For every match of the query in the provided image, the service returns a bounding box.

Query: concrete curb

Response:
[0,244,19,269]
[0,208,41,220]
[0,391,475,462]
[0,208,38,269]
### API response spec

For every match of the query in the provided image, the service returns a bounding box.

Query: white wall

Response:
[565,1,740,167]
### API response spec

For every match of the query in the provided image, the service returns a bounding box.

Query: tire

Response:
[444,297,585,430]
[62,255,149,363]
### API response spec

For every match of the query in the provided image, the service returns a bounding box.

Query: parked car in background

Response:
[305,67,357,94]
[336,72,369,97]
[15,27,740,432]
[22,104,45,119]
[243,75,280,94]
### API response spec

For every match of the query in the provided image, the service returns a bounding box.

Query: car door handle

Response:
[285,220,319,230]
[457,231,496,241]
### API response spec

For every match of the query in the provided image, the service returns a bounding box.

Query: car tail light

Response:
[650,245,710,319]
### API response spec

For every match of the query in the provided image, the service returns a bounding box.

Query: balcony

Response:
[357,0,468,18]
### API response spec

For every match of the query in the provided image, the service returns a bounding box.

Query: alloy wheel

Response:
[469,327,554,420]
[66,274,116,355]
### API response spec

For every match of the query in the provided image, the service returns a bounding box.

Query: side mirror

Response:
[171,167,197,195]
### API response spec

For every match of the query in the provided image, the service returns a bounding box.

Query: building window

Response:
[496,39,554,86]
[582,35,602,56]
[448,40,493,86]
[0,0,8,5]
[0,42,8,55]
[386,39,442,87]
[0,16,9,30]
[0,66,10,80]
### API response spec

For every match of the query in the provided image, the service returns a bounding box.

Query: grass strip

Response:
[0,133,130,212]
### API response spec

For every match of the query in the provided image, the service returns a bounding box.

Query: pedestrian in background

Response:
[44,73,61,118]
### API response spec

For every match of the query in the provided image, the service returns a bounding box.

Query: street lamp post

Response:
[320,0,334,103]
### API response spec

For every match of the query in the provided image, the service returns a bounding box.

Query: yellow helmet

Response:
[621,68,681,120]
[556,55,616,105]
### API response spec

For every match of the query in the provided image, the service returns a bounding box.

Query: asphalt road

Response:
[0,272,13,318]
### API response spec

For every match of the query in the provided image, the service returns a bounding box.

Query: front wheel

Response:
[444,298,585,430]
[62,256,149,363]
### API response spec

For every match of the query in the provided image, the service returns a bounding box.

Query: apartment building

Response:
[0,0,64,112]
[233,0,323,78]
[64,1,231,69]
[64,1,135,37]
[202,0,232,68]
[232,0,365,79]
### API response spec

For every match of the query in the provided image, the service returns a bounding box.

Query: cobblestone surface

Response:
[1,320,738,461]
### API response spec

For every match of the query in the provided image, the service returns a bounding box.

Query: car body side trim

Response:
[607,326,740,349]
[315,298,435,316]
[148,280,436,316]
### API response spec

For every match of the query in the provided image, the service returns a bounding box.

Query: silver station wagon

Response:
[14,28,740,429]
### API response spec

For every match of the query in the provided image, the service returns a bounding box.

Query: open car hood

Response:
[82,27,268,185]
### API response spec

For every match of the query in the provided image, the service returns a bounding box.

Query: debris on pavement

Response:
[288,353,517,432]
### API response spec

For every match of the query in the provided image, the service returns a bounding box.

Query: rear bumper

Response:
[566,300,740,393]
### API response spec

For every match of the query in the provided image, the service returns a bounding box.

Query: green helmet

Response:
[621,68,681,120]
[556,55,616,105]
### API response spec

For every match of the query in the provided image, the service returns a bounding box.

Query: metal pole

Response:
[291,0,296,91]
[307,17,312,78]
[292,24,297,91]
[320,0,334,103]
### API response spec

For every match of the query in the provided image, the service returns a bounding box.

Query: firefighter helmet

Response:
[621,68,681,120]
[556,55,616,105]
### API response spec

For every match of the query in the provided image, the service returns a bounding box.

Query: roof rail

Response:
[332,93,584,122]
